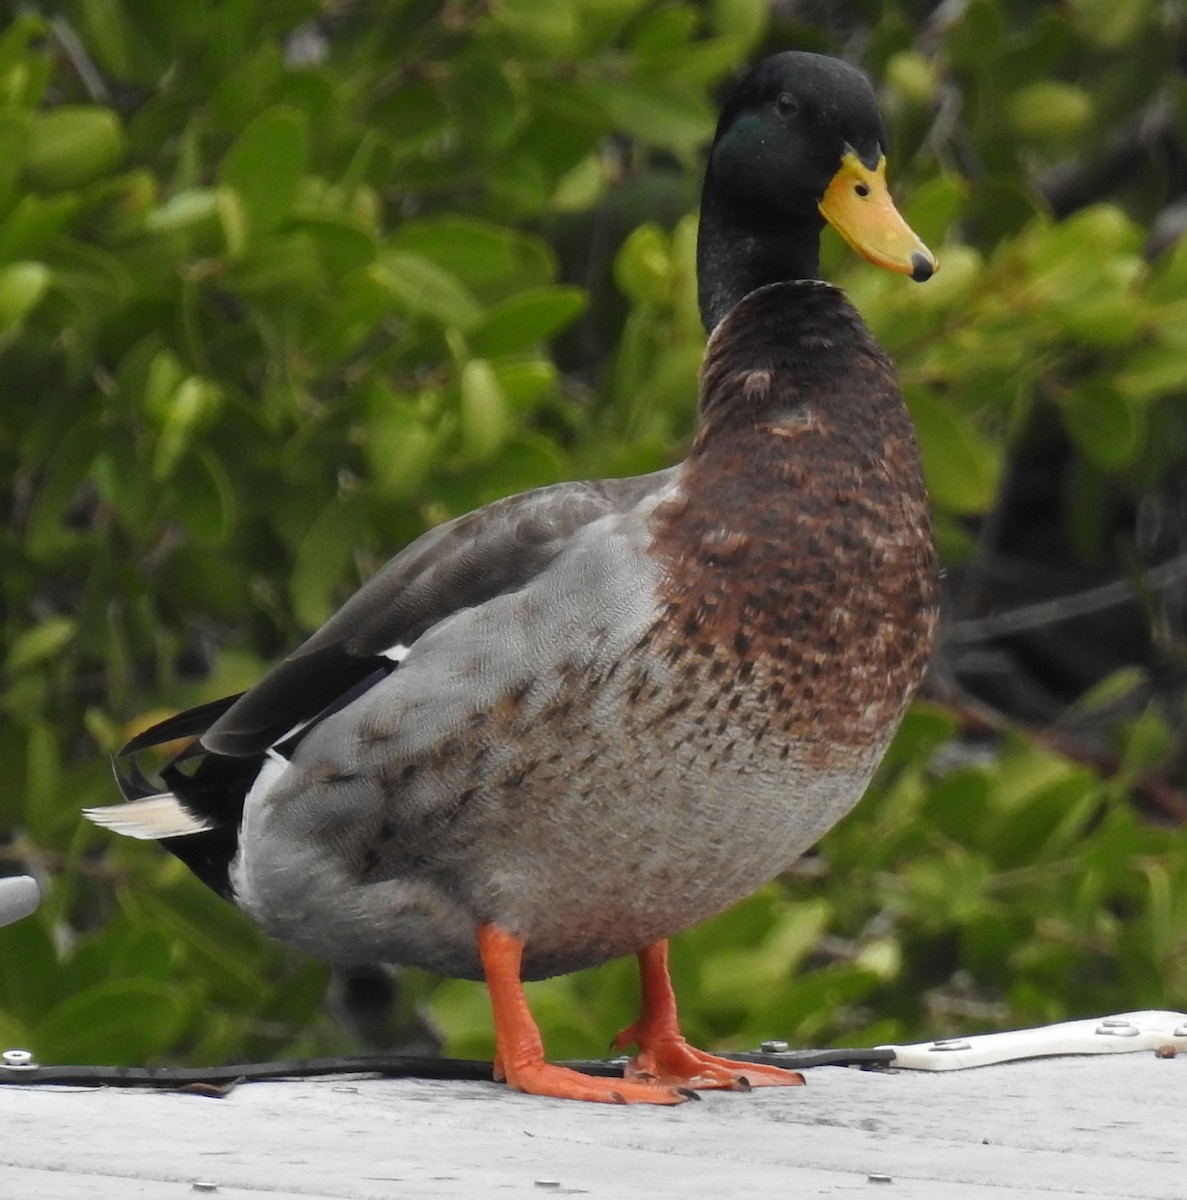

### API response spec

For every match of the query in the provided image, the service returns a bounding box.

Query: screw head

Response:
[2,1048,36,1070]
[1095,1022,1139,1037]
[759,1039,790,1054]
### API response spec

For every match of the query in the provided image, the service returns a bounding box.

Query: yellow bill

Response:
[819,150,937,282]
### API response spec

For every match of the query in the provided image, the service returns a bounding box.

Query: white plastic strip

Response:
[879,1010,1187,1070]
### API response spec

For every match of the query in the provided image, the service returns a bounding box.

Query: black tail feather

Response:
[121,693,244,756]
[112,694,253,901]
[109,660,396,901]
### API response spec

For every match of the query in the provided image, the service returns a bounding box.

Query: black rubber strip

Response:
[0,1047,894,1089]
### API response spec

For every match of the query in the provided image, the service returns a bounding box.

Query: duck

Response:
[86,50,940,1104]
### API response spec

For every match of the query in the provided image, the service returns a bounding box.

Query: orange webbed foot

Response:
[612,942,806,1092]
[481,924,696,1105]
[503,1057,697,1105]
[480,927,800,1103]
[613,1027,805,1091]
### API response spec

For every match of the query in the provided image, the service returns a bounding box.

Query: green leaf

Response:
[1119,707,1174,779]
[392,218,556,296]
[370,250,483,329]
[290,495,369,629]
[1072,667,1147,714]
[131,880,282,1010]
[0,914,61,1027]
[452,57,519,155]
[0,193,82,260]
[218,105,310,239]
[1116,343,1187,402]
[629,4,697,52]
[374,83,451,160]
[580,80,714,161]
[574,0,649,46]
[902,175,970,248]
[0,14,50,96]
[469,286,587,356]
[459,359,511,462]
[1060,380,1141,469]
[6,617,77,674]
[293,216,378,275]
[614,224,671,305]
[490,0,579,56]
[144,188,220,234]
[72,0,136,78]
[1007,82,1092,142]
[709,0,768,50]
[23,420,100,560]
[22,721,65,842]
[886,51,939,105]
[223,230,325,298]
[24,106,124,190]
[364,403,436,500]
[906,387,1000,514]
[444,433,567,509]
[0,110,30,210]
[0,259,49,327]
[493,359,559,410]
[152,376,223,480]
[172,451,237,545]
[1068,0,1152,46]
[34,979,193,1065]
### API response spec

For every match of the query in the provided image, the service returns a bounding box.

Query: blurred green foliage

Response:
[3,0,1187,1066]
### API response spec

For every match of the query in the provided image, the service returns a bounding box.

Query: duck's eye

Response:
[855,183,870,198]
[775,92,798,117]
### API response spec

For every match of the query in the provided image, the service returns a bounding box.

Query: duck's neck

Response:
[696,180,826,333]
[692,280,884,450]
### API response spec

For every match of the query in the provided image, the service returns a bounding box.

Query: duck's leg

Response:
[613,940,806,1090]
[478,924,693,1104]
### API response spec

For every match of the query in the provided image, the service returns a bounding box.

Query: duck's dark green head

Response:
[698,51,936,331]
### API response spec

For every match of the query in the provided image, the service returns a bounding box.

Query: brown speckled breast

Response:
[646,280,938,775]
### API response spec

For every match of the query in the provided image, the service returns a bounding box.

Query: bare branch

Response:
[943,552,1187,646]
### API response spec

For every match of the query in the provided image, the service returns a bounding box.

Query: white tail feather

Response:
[84,793,212,840]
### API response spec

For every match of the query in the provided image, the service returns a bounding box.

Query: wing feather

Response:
[148,470,675,760]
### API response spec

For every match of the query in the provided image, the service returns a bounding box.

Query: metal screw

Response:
[2,1049,37,1070]
[1095,1022,1139,1037]
[929,1039,971,1051]
[867,1173,893,1184]
[534,1182,561,1189]
[760,1039,789,1054]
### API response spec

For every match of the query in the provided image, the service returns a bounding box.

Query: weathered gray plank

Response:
[1,1054,1180,1198]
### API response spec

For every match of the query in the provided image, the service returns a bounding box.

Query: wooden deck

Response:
[1,1050,1180,1198]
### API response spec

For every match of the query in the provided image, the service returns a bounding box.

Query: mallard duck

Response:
[87,50,939,1104]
